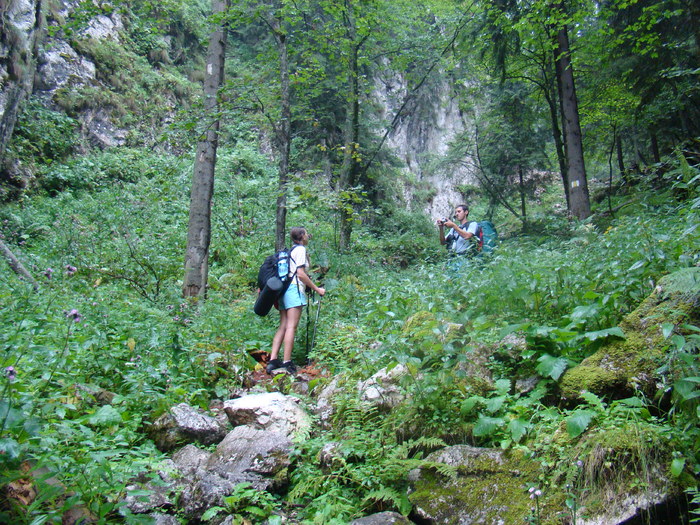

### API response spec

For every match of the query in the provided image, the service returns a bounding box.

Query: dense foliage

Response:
[1,0,699,522]
[0,145,698,522]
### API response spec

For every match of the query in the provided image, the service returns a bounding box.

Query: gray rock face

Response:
[35,40,96,93]
[314,376,341,427]
[208,425,292,484]
[373,67,476,217]
[149,403,228,451]
[223,392,311,437]
[172,426,295,521]
[128,393,311,522]
[357,364,408,410]
[351,511,414,524]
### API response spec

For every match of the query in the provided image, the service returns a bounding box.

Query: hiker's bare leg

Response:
[270,309,288,360]
[282,306,303,362]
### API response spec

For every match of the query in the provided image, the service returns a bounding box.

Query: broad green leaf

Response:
[581,391,605,409]
[473,415,505,437]
[628,260,646,271]
[89,405,122,426]
[670,457,686,477]
[661,322,675,339]
[566,410,595,438]
[201,506,224,521]
[460,397,479,416]
[508,418,529,442]
[486,396,505,413]
[536,354,569,380]
[494,378,511,395]
[0,438,21,461]
[583,327,626,341]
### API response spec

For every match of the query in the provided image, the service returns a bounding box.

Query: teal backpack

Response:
[476,221,498,253]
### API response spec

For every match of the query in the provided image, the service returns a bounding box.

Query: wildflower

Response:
[5,366,16,382]
[529,487,542,499]
[44,268,54,279]
[65,265,77,276]
[166,305,174,311]
[576,459,584,468]
[65,309,82,323]
[173,316,180,322]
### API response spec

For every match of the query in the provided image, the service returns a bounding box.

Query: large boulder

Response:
[148,403,228,451]
[207,425,293,489]
[407,445,547,524]
[560,268,700,400]
[223,392,311,437]
[174,426,296,521]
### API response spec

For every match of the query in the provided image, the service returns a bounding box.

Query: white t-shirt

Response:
[446,221,479,254]
[289,244,307,293]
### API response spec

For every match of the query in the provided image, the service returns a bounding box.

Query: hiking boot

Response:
[265,358,283,374]
[282,360,297,374]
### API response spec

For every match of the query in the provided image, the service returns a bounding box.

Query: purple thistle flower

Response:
[65,309,82,323]
[44,268,54,279]
[5,366,16,382]
[65,265,77,276]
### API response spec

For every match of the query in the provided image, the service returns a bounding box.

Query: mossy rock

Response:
[560,268,700,400]
[402,311,465,344]
[567,424,680,521]
[407,445,562,524]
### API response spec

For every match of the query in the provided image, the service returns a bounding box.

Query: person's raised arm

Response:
[297,266,325,296]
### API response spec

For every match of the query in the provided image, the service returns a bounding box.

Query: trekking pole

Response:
[309,294,323,354]
[306,290,314,355]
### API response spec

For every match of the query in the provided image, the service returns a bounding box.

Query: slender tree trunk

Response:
[539,53,569,209]
[0,0,44,161]
[271,13,290,252]
[338,6,361,253]
[650,133,660,164]
[183,0,228,298]
[0,239,38,290]
[553,16,590,219]
[616,134,626,180]
[518,165,527,225]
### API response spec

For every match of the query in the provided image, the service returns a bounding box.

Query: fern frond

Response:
[362,487,405,507]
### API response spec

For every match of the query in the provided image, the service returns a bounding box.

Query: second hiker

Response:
[266,227,325,374]
[437,204,479,257]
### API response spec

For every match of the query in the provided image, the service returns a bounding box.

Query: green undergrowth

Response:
[0,147,698,522]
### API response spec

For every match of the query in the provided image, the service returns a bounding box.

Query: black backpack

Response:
[256,245,300,292]
[254,245,302,316]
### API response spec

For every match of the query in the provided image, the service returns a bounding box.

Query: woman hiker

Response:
[266,227,326,374]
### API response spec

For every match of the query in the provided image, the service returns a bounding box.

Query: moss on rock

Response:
[407,445,563,524]
[560,268,700,401]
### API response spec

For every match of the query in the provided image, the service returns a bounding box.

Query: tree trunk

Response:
[0,0,44,161]
[338,7,361,253]
[271,13,290,252]
[650,133,660,164]
[616,134,626,179]
[553,16,590,219]
[0,239,38,290]
[183,0,228,298]
[518,165,527,224]
[537,51,569,210]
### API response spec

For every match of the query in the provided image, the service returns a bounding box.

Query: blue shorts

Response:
[280,285,307,310]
